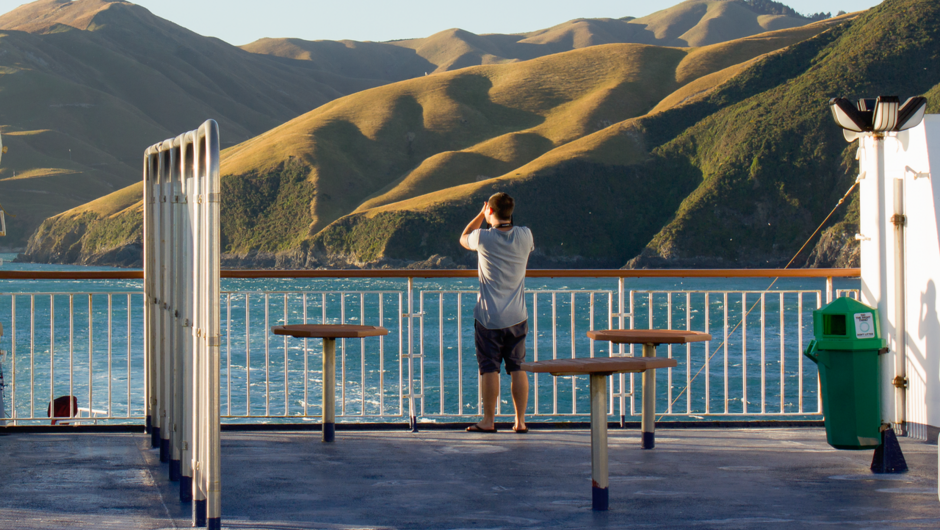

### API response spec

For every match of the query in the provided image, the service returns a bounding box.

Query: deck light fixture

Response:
[830,96,927,141]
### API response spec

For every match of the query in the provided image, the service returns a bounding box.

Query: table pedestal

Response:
[590,374,609,511]
[322,338,336,443]
[641,343,656,449]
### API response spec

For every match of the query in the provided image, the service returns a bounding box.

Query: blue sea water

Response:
[0,253,859,423]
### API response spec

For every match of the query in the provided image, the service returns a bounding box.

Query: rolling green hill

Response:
[19,13,851,267]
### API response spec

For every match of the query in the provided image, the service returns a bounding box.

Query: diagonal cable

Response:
[656,180,859,421]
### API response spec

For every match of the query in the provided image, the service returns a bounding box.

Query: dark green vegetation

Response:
[627,0,940,267]
[221,158,317,254]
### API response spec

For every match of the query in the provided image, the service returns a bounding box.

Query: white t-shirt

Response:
[468,226,534,329]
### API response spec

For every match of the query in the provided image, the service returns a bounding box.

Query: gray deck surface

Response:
[0,427,938,529]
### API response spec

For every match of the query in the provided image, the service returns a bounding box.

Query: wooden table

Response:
[586,330,712,450]
[271,324,389,442]
[522,329,710,511]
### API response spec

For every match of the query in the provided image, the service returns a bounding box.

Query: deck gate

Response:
[144,120,221,529]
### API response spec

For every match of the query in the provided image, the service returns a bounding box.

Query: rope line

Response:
[655,180,860,421]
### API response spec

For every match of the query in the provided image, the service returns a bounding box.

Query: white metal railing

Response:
[0,283,861,426]
[0,292,144,423]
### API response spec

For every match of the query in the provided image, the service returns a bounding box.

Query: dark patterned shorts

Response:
[474,320,528,374]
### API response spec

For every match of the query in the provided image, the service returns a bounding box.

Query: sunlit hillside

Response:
[244,0,817,75]
[21,14,851,267]
[0,0,392,246]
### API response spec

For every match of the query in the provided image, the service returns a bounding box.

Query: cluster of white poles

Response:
[143,120,221,529]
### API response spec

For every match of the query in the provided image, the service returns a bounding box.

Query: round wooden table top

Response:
[521,356,677,376]
[271,324,389,339]
[587,329,711,344]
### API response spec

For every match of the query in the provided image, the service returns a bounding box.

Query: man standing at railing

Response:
[460,193,534,433]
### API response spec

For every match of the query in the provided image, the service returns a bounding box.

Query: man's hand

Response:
[459,202,489,250]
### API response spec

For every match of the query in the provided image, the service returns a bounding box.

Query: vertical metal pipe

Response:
[341,295,346,415]
[127,294,131,419]
[69,296,73,419]
[264,294,270,417]
[641,343,657,449]
[590,373,609,511]
[205,121,222,529]
[760,293,766,414]
[742,293,748,414]
[180,139,194,502]
[49,296,53,422]
[439,293,444,414]
[285,294,289,416]
[779,292,785,413]
[303,293,309,417]
[245,294,250,416]
[798,293,804,413]
[723,293,729,413]
[704,293,710,414]
[143,153,153,437]
[322,338,336,442]
[458,293,464,415]
[533,293,538,414]
[407,277,416,430]
[552,293,557,415]
[378,293,384,415]
[10,296,15,424]
[191,130,206,524]
[893,175,907,433]
[571,292,576,414]
[108,295,112,419]
[418,293,424,417]
[667,293,673,414]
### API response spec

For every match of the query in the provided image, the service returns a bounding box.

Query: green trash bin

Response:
[803,297,885,450]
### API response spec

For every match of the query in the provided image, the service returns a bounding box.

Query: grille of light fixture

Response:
[871,96,899,131]
[830,96,927,134]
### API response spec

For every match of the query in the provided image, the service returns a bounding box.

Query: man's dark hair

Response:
[488,192,514,221]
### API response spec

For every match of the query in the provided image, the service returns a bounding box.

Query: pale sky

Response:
[0,0,884,46]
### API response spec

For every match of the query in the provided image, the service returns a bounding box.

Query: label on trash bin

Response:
[854,313,875,339]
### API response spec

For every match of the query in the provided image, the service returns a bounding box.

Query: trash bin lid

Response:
[812,297,886,350]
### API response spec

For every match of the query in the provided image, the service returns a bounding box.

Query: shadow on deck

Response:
[0,428,937,529]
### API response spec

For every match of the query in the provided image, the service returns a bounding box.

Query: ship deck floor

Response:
[1,427,938,529]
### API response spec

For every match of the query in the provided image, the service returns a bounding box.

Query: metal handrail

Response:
[0,268,860,280]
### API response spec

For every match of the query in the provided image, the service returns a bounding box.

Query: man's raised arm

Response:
[459,202,489,250]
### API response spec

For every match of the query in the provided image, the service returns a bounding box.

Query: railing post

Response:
[406,276,417,432]
[826,276,834,304]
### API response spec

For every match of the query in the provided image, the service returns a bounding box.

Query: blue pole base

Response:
[169,459,181,481]
[592,485,609,511]
[151,426,160,448]
[194,499,207,527]
[207,517,221,530]
[871,429,908,474]
[410,415,419,433]
[641,431,655,449]
[159,438,170,463]
[323,422,335,443]
[145,415,151,435]
[180,475,193,502]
